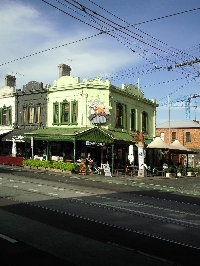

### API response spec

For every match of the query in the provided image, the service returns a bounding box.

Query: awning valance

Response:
[25,127,135,144]
[1,128,35,142]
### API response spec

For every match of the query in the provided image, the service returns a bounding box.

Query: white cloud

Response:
[0,1,140,89]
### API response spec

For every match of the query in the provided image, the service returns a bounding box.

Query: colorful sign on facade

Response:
[88,100,112,124]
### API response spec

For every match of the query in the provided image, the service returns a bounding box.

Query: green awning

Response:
[25,127,135,144]
[145,139,153,145]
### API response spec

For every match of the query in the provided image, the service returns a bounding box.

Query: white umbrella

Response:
[12,138,16,157]
[128,145,134,164]
[147,137,172,150]
[170,139,197,154]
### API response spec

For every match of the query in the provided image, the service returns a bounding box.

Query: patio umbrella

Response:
[147,137,172,150]
[170,140,197,154]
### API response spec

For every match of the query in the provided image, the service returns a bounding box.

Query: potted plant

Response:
[177,165,184,177]
[194,167,200,176]
[187,167,195,177]
[165,167,176,178]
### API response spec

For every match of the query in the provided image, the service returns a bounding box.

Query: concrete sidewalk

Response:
[85,172,200,196]
[1,164,200,196]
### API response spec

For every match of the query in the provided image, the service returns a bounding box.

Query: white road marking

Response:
[0,233,18,243]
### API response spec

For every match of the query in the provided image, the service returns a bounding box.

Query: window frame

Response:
[28,105,35,124]
[53,102,60,125]
[185,131,191,143]
[71,100,78,125]
[60,100,70,125]
[22,104,27,124]
[171,132,176,142]
[36,104,41,124]
[2,105,7,125]
[131,108,136,131]
[115,103,123,128]
[142,111,148,133]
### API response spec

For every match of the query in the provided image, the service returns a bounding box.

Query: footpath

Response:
[82,172,200,196]
[1,164,200,197]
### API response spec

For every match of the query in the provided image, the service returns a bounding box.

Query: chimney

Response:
[58,64,71,78]
[5,75,16,87]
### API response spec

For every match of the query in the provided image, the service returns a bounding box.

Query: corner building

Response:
[27,64,157,171]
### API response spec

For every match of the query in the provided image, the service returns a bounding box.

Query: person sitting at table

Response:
[85,153,93,173]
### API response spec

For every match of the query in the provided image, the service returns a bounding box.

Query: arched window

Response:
[142,111,148,133]
[116,103,123,127]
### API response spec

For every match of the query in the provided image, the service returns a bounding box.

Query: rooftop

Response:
[157,120,200,129]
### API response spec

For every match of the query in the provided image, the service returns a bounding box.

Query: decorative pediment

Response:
[76,127,113,143]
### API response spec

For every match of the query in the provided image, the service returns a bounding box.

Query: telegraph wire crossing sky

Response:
[1,0,200,124]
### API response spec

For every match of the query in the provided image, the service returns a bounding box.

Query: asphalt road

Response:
[0,165,200,266]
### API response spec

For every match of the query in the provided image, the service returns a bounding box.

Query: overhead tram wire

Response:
[55,0,161,59]
[87,0,200,62]
[70,0,200,100]
[157,78,197,103]
[46,0,198,81]
[67,0,200,81]
[66,0,175,56]
[44,0,199,70]
[85,0,200,81]
[56,0,187,61]
[56,0,172,56]
[43,0,181,69]
[0,33,102,67]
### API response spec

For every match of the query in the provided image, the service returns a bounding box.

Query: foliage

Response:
[194,167,200,173]
[177,165,184,173]
[187,167,195,172]
[23,159,74,172]
[165,167,176,173]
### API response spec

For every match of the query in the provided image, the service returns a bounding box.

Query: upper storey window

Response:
[28,106,34,124]
[53,102,59,124]
[116,103,123,127]
[131,109,136,131]
[0,105,12,126]
[71,100,78,125]
[142,111,148,133]
[115,103,127,129]
[61,100,70,124]
[53,100,78,125]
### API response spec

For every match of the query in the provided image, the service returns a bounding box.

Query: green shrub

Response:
[41,160,52,169]
[23,159,74,171]
[177,165,184,173]
[63,162,74,171]
[165,167,176,173]
[187,167,195,172]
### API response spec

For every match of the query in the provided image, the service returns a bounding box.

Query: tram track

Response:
[1,168,200,264]
[1,174,200,250]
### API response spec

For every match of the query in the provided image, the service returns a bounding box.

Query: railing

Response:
[0,156,24,166]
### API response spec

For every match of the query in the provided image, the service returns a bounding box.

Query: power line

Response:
[0,33,101,67]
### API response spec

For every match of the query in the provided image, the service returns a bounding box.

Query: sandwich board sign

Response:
[102,164,112,177]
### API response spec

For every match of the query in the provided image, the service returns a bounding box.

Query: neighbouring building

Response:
[0,76,47,157]
[156,120,200,166]
[0,75,16,155]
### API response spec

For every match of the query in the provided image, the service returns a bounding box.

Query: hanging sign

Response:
[86,141,105,146]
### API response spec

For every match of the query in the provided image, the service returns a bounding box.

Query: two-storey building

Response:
[27,64,157,169]
[156,120,200,166]
[0,74,48,160]
[0,75,16,156]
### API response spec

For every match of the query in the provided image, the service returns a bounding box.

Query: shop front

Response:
[25,126,135,174]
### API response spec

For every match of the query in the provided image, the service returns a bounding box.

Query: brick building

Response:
[156,120,200,166]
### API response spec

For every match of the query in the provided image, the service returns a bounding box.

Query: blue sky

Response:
[1,0,200,125]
